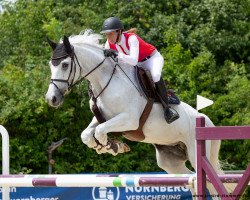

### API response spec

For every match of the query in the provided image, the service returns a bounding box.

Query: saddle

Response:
[136,66,180,105]
[90,67,180,143]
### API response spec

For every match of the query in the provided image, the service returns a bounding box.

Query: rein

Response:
[50,51,112,99]
[50,49,142,103]
[70,55,106,90]
[89,63,117,102]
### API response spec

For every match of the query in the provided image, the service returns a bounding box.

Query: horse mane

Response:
[60,29,104,48]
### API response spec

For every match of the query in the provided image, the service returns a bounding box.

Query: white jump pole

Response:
[0,174,195,188]
[0,125,10,200]
[0,174,245,188]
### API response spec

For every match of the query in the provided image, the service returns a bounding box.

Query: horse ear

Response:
[47,37,57,50]
[63,36,72,55]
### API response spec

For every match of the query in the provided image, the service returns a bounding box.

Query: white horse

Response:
[45,30,228,198]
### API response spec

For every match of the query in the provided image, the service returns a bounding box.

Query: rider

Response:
[101,17,179,124]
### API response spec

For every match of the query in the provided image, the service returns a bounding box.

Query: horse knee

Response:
[81,130,96,148]
[94,124,108,145]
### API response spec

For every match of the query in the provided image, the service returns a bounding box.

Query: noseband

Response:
[50,50,106,97]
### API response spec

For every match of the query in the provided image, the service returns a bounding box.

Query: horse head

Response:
[45,31,110,108]
[45,36,78,107]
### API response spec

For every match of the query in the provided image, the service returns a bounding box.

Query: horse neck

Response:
[74,44,118,95]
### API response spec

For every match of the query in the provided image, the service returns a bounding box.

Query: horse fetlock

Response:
[106,139,118,153]
[93,143,107,154]
[93,143,117,155]
[105,147,119,156]
[95,147,106,154]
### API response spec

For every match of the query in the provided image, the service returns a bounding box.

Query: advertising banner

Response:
[1,173,212,200]
[1,185,194,200]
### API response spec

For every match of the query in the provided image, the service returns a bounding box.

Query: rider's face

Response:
[105,31,119,44]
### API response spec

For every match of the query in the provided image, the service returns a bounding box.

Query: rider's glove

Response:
[104,49,118,58]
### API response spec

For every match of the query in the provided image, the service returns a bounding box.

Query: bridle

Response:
[50,46,141,102]
[50,49,107,98]
[50,54,77,96]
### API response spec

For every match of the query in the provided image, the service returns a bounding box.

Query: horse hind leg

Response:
[154,144,197,199]
[154,143,191,174]
[203,115,222,174]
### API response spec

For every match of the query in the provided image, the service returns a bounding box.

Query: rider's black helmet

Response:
[100,17,124,33]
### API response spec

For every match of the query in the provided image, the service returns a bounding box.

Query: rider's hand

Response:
[104,49,118,58]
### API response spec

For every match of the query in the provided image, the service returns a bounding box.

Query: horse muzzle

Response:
[45,86,64,108]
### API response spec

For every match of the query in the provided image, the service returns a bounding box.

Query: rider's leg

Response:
[142,51,179,124]
[155,77,179,123]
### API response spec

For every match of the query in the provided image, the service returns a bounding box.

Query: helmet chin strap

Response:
[115,30,122,44]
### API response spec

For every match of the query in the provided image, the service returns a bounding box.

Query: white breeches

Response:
[137,51,164,82]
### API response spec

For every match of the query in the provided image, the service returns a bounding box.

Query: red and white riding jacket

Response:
[104,32,156,66]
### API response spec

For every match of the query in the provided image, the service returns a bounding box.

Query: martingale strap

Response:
[90,93,154,141]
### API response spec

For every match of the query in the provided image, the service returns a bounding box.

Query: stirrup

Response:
[164,108,179,124]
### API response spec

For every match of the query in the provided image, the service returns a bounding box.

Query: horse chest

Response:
[91,98,123,120]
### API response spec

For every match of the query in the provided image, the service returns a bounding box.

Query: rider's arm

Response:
[117,35,139,66]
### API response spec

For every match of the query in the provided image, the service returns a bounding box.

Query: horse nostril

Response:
[52,96,57,104]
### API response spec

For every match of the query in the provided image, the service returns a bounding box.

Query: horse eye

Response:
[62,63,69,70]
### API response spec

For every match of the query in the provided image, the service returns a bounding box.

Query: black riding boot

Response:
[155,77,179,124]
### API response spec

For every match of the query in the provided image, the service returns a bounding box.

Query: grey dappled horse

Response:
[45,30,232,199]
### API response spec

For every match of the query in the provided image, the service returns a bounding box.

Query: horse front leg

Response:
[81,117,110,154]
[81,116,100,148]
[94,112,139,154]
[81,116,131,156]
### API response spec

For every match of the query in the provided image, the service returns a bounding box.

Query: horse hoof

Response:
[105,140,131,155]
[122,143,131,152]
[116,141,130,153]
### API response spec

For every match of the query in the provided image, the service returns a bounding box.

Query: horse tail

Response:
[203,114,236,194]
[202,115,222,173]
